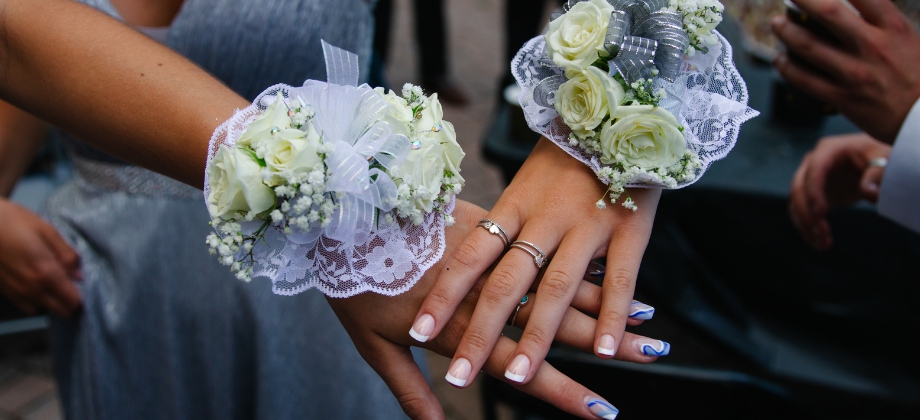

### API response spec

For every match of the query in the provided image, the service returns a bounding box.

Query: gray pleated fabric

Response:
[47,1,412,419]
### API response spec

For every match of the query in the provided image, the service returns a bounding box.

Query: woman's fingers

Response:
[486,334,621,420]
[360,336,445,420]
[595,189,660,359]
[572,265,654,326]
[505,231,598,384]
[410,217,517,343]
[513,293,663,364]
[444,224,555,388]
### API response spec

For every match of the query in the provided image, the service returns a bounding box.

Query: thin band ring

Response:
[477,219,511,248]
[510,240,548,268]
[507,295,530,327]
[869,157,888,168]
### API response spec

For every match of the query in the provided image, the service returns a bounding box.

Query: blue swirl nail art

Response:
[628,300,655,320]
[586,398,619,419]
[640,340,670,356]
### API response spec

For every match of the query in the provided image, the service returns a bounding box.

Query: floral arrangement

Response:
[513,0,754,211]
[203,42,463,293]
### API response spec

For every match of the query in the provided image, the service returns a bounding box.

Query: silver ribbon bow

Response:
[536,0,689,107]
[288,41,411,245]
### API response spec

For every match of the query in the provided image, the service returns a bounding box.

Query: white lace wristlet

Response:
[512,0,758,210]
[203,41,465,297]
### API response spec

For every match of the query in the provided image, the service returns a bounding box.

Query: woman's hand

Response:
[789,132,891,251]
[327,200,664,419]
[0,199,82,317]
[410,137,662,386]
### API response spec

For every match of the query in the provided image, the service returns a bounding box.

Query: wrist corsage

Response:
[204,41,464,297]
[512,0,757,210]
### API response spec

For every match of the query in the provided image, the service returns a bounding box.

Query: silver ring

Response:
[507,295,530,327]
[510,240,547,268]
[477,219,510,248]
[869,157,888,168]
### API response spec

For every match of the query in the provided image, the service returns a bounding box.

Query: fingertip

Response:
[409,313,435,343]
[445,357,472,388]
[504,353,531,383]
[597,334,616,357]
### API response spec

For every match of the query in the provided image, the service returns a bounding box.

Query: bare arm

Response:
[0,0,248,187]
[0,99,46,196]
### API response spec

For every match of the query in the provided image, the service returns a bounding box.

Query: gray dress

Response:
[46,1,409,419]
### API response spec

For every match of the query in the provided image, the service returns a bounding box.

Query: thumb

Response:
[361,338,445,420]
[860,166,885,203]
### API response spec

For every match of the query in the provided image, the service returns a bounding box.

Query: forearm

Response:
[0,100,46,196]
[0,0,248,187]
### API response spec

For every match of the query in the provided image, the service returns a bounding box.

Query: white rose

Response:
[555,66,625,139]
[238,93,294,148]
[414,94,464,182]
[263,122,324,185]
[375,87,415,123]
[545,0,614,71]
[207,145,276,220]
[433,121,464,183]
[415,93,443,132]
[401,138,445,212]
[598,105,686,168]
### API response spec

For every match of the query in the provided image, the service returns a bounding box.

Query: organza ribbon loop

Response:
[610,36,657,83]
[322,40,360,88]
[534,74,568,107]
[572,0,692,84]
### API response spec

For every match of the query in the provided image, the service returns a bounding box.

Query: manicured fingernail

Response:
[628,300,655,320]
[638,338,670,356]
[445,358,471,387]
[504,354,530,383]
[585,397,619,419]
[409,314,434,342]
[586,261,606,277]
[597,334,616,356]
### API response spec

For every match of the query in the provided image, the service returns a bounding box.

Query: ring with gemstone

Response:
[510,240,547,268]
[477,219,510,249]
[507,294,530,327]
[869,157,888,168]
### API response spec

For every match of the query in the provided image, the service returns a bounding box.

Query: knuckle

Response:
[450,242,481,271]
[816,1,842,19]
[461,328,493,354]
[538,270,576,300]
[425,285,455,311]
[395,391,431,419]
[606,268,635,293]
[520,324,552,349]
[484,267,519,301]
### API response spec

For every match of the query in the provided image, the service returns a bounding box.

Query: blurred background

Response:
[2,0,920,419]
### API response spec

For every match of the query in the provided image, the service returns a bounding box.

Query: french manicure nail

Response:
[597,334,616,356]
[628,300,655,320]
[585,397,619,419]
[409,314,435,342]
[445,358,471,387]
[504,354,530,383]
[637,338,670,356]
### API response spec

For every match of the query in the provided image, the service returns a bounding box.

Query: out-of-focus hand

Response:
[772,0,920,143]
[0,198,82,317]
[327,200,664,420]
[408,138,662,391]
[790,132,891,251]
